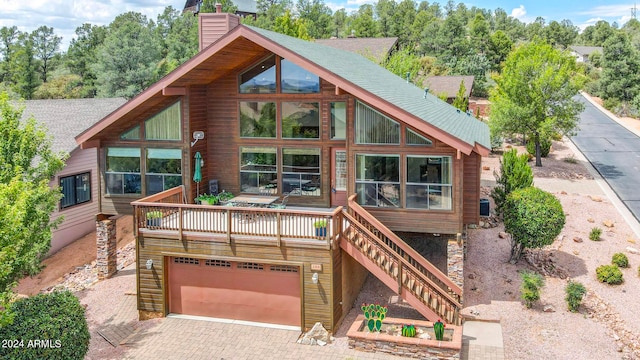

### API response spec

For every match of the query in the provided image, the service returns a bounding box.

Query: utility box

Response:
[479,198,490,217]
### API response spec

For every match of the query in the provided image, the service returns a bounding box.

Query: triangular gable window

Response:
[406,129,433,146]
[120,125,140,140]
[239,55,276,94]
[145,101,181,141]
[355,101,400,144]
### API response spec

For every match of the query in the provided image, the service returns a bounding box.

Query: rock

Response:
[298,322,330,345]
[316,340,326,346]
[627,247,640,255]
[482,166,490,171]
[498,232,508,239]
[590,195,604,202]
[419,333,432,340]
[573,237,583,243]
[543,305,556,313]
[557,234,565,242]
[628,238,636,244]
[573,250,580,255]
[479,221,486,228]
[560,191,567,195]
[603,220,615,228]
[468,273,475,279]
[468,224,478,229]
[587,218,595,223]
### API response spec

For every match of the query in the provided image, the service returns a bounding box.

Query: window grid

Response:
[205,259,231,268]
[174,257,200,265]
[270,265,299,273]
[237,262,264,270]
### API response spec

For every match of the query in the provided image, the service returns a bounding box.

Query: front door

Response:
[331,148,347,207]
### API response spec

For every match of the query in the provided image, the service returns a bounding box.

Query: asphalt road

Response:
[572,94,640,221]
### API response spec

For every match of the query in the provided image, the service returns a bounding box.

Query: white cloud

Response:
[510,5,527,20]
[577,17,604,32]
[579,4,634,18]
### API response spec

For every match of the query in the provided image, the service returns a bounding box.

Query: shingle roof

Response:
[20,98,126,154]
[424,76,474,99]
[248,26,490,151]
[314,37,398,64]
[569,46,603,56]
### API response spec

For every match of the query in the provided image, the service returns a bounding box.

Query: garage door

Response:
[168,257,301,327]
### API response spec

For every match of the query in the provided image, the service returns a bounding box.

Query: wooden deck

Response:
[132,187,342,249]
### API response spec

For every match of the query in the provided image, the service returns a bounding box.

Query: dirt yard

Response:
[15,215,135,296]
[466,139,640,359]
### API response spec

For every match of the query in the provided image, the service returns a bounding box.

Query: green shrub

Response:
[0,291,89,360]
[520,270,545,308]
[589,227,602,241]
[596,264,624,285]
[612,253,629,268]
[504,187,565,263]
[526,137,552,158]
[491,149,533,216]
[565,281,587,312]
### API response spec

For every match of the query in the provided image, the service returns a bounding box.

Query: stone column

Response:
[96,214,117,280]
[447,233,464,291]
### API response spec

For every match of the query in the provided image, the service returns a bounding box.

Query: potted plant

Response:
[313,219,327,237]
[146,211,163,227]
[217,190,234,204]
[197,193,219,205]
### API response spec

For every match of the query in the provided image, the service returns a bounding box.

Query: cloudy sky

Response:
[0,0,637,51]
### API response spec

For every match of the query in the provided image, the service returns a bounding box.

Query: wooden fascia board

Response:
[163,87,187,96]
[241,27,477,156]
[80,139,100,150]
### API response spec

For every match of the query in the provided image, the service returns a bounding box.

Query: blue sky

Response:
[0,0,637,51]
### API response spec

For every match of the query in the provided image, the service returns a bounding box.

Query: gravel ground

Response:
[465,139,640,359]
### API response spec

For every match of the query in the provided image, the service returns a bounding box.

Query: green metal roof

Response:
[246,25,490,151]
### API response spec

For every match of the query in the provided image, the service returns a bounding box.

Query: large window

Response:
[145,101,181,140]
[240,147,277,194]
[239,55,276,94]
[282,148,321,196]
[60,172,91,209]
[240,102,276,138]
[331,102,346,140]
[281,59,319,93]
[406,156,452,210]
[406,128,433,146]
[106,148,141,195]
[355,101,400,144]
[355,154,400,207]
[281,102,319,139]
[146,149,182,195]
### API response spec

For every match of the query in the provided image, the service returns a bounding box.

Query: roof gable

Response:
[77,25,489,155]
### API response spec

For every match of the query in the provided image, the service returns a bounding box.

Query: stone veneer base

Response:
[347,315,462,360]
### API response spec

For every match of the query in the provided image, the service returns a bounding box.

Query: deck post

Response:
[178,207,183,241]
[226,209,232,243]
[276,212,281,247]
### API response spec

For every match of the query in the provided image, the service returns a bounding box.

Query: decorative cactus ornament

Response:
[434,319,445,341]
[361,303,388,332]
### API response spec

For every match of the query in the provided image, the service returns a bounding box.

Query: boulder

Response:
[298,322,330,345]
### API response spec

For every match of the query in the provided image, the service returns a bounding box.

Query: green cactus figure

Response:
[401,324,416,337]
[361,303,388,332]
[434,319,445,341]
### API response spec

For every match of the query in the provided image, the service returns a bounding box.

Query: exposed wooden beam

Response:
[80,139,100,149]
[163,87,187,96]
[335,86,347,96]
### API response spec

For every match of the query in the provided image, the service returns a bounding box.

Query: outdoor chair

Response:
[269,192,291,209]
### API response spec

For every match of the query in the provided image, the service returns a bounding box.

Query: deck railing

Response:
[342,195,462,325]
[131,186,342,248]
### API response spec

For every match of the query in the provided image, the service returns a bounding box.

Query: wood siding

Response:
[463,152,481,225]
[198,13,241,51]
[137,235,340,331]
[49,148,99,254]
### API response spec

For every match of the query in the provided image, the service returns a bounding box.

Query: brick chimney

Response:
[198,4,241,51]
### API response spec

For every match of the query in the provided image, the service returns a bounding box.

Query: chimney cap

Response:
[215,3,222,13]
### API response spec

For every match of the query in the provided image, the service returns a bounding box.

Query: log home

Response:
[76,9,489,332]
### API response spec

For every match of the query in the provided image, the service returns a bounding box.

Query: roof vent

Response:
[466,110,471,116]
[406,72,410,83]
[424,88,429,99]
[456,109,461,113]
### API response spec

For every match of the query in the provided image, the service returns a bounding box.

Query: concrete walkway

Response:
[461,321,504,360]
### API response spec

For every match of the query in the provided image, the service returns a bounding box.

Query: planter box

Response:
[315,227,326,237]
[347,315,462,359]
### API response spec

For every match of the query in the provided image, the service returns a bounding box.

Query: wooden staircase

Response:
[340,195,463,325]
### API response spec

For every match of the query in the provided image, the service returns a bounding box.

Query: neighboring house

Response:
[183,0,257,17]
[76,9,489,333]
[424,75,474,104]
[569,45,603,63]
[20,98,126,254]
[314,37,398,64]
